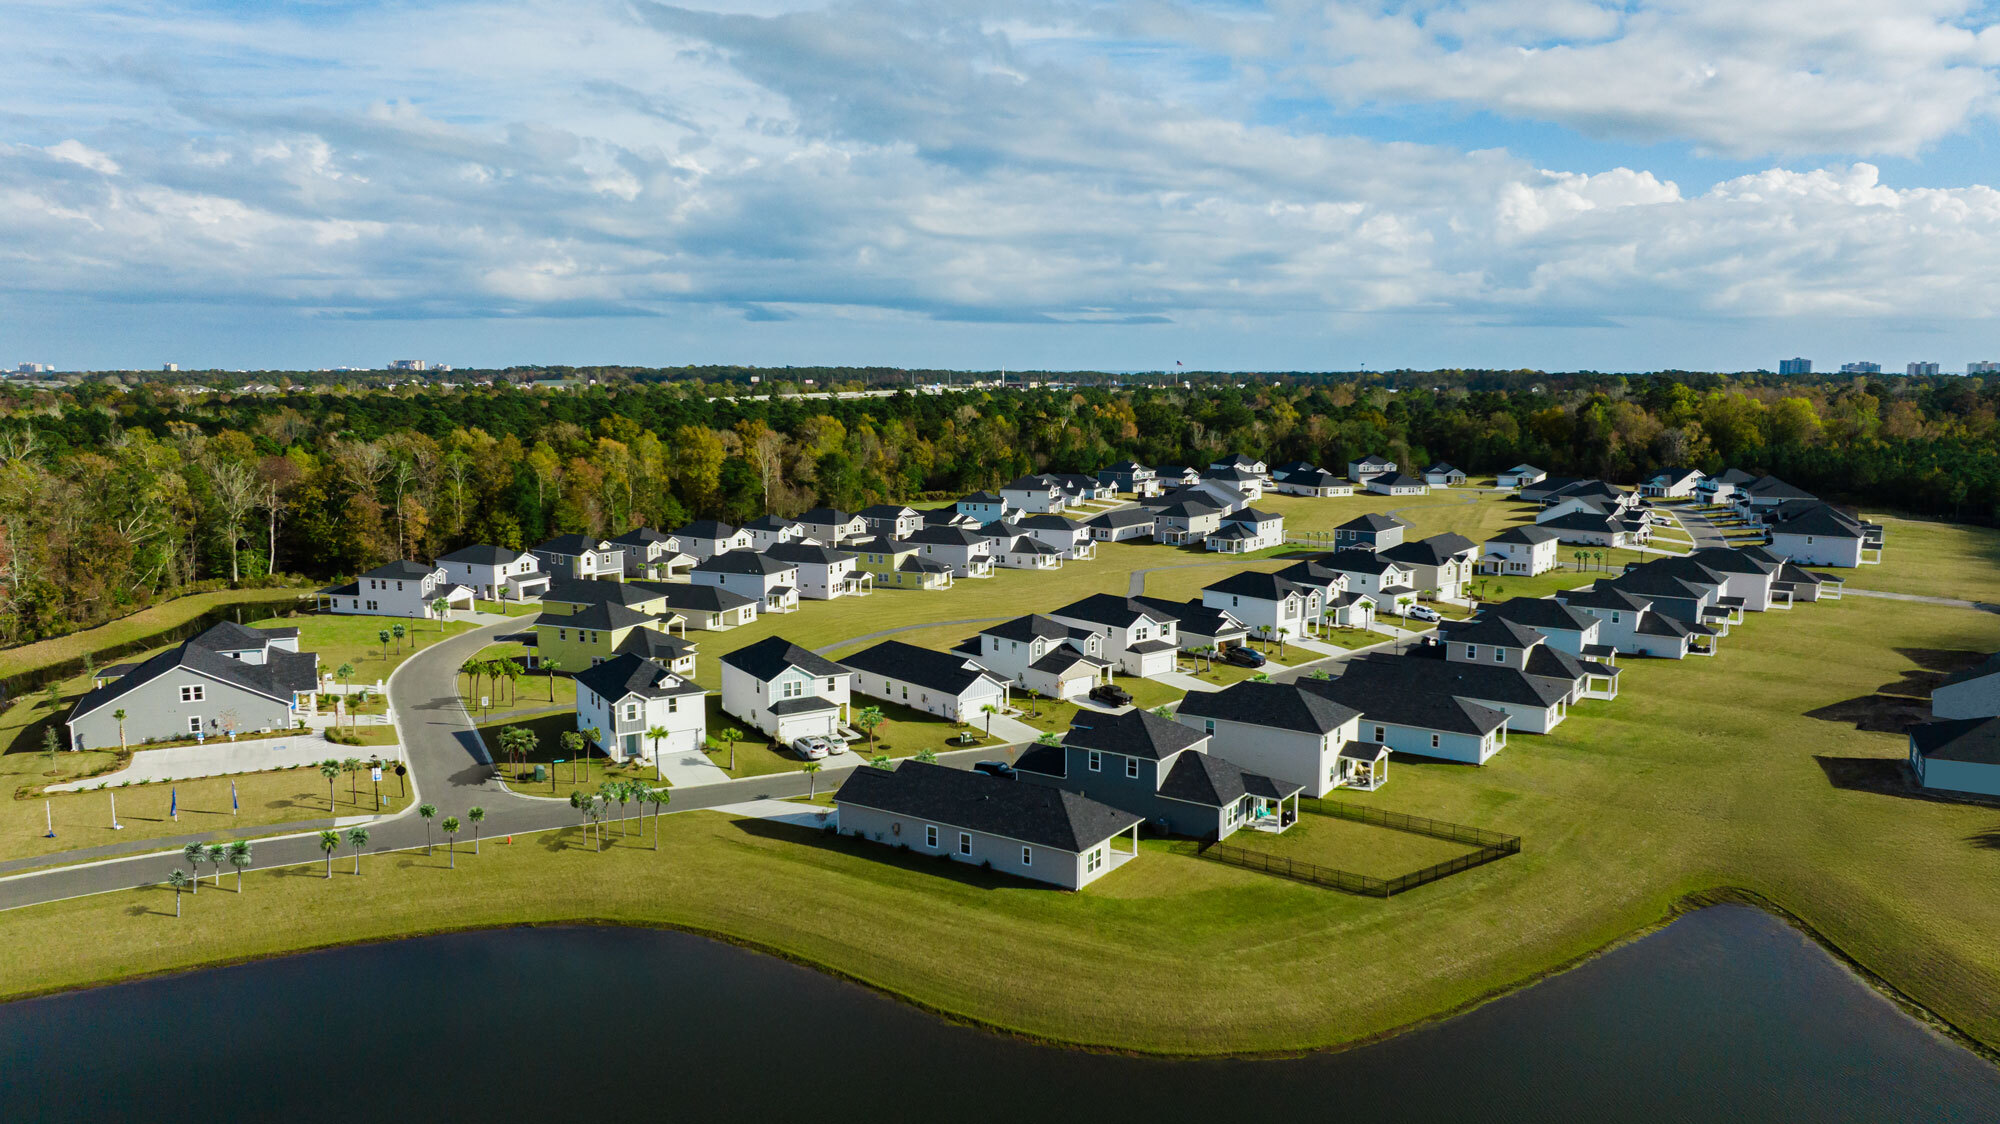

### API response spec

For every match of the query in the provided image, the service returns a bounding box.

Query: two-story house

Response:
[539,578,676,619]
[321,561,475,619]
[902,525,995,578]
[1480,525,1561,576]
[673,519,752,561]
[574,653,707,764]
[973,615,1113,701]
[609,527,694,581]
[1001,475,1065,514]
[1205,508,1285,553]
[797,507,867,546]
[1150,497,1225,546]
[1175,680,1376,796]
[535,601,679,671]
[842,640,1010,722]
[956,491,1017,523]
[991,534,1064,571]
[1379,533,1478,603]
[1098,461,1161,497]
[1014,709,1303,841]
[856,505,924,540]
[1201,572,1320,643]
[532,534,626,583]
[1475,597,1610,660]
[764,542,868,599]
[691,551,801,613]
[1640,467,1705,498]
[853,537,956,589]
[67,622,319,750]
[1347,454,1395,485]
[743,514,808,553]
[1437,615,1619,702]
[435,545,550,603]
[1767,502,1873,567]
[1331,512,1408,552]
[1199,465,1266,502]
[1313,549,1418,613]
[1047,594,1180,678]
[1555,584,1717,658]
[1301,665,1511,764]
[719,636,853,744]
[1017,513,1096,560]
[1152,465,1201,487]
[1130,596,1250,653]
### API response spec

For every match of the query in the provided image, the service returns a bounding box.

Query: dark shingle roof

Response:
[1369,472,1428,488]
[1087,508,1156,530]
[615,629,697,662]
[1202,571,1306,603]
[798,507,856,525]
[982,614,1076,643]
[556,602,657,632]
[438,544,529,566]
[535,534,613,556]
[609,527,677,548]
[1063,709,1208,761]
[1439,616,1546,649]
[905,525,988,547]
[360,560,438,581]
[835,761,1142,853]
[1176,681,1360,734]
[1909,717,2000,767]
[574,654,704,703]
[1337,512,1408,533]
[721,635,851,680]
[1158,751,1301,807]
[1053,593,1176,628]
[1487,525,1559,546]
[842,640,1005,697]
[695,551,796,576]
[1380,533,1477,567]
[1767,503,1864,539]
[70,629,318,724]
[1300,666,1511,736]
[542,579,661,610]
[1938,652,2000,690]
[674,519,738,540]
[646,583,758,613]
[1480,597,1599,633]
[764,542,858,566]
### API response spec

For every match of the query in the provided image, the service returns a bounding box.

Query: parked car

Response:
[1089,682,1133,707]
[1403,604,1442,622]
[1222,645,1266,668]
[972,760,1016,779]
[792,736,835,760]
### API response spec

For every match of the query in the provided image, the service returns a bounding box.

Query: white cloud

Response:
[44,140,119,175]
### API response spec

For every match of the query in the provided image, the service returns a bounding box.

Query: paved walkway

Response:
[1843,588,2000,614]
[1154,670,1220,693]
[47,731,400,792]
[708,797,836,829]
[657,743,734,786]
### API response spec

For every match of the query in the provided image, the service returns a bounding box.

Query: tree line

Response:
[0,371,1993,644]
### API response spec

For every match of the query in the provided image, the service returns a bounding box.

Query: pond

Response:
[2,905,1995,1122]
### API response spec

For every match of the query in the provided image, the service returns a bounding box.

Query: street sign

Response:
[480,696,489,709]
[371,767,383,782]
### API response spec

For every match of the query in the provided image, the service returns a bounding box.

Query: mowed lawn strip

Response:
[1225,811,1486,881]
[1,597,1999,1055]
[0,587,315,680]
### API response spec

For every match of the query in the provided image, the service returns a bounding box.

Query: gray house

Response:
[1332,512,1409,552]
[68,622,320,750]
[1014,709,1302,841]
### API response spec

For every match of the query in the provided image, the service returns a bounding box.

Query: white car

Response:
[793,736,834,760]
[1403,604,1442,623]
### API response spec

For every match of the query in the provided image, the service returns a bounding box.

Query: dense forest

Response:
[0,371,1993,643]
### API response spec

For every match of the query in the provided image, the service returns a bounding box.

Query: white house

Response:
[1313,549,1418,613]
[1201,572,1320,642]
[1365,471,1430,497]
[435,545,551,603]
[1098,461,1161,497]
[1151,497,1226,545]
[901,525,996,577]
[651,582,762,631]
[1554,585,1716,659]
[1302,672,1509,765]
[1378,533,1478,603]
[1047,594,1181,678]
[974,615,1113,701]
[842,640,1010,722]
[608,527,694,581]
[320,561,475,619]
[1640,468,1705,499]
[1199,466,1266,502]
[1269,465,1353,497]
[1480,525,1561,576]
[1086,508,1156,542]
[675,520,753,560]
[1497,464,1547,489]
[532,534,625,583]
[763,542,869,599]
[1176,681,1370,797]
[992,534,1064,570]
[574,653,707,763]
[1205,509,1285,554]
[1017,513,1096,560]
[1348,454,1395,485]
[743,514,809,552]
[690,552,801,613]
[719,636,853,744]
[796,507,867,546]
[1422,463,1467,487]
[1767,503,1872,567]
[856,504,925,540]
[1908,717,2000,798]
[1001,475,1065,514]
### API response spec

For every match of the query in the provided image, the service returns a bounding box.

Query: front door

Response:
[623,733,641,759]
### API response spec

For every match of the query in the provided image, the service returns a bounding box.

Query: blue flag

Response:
[169,787,177,820]
[231,781,238,814]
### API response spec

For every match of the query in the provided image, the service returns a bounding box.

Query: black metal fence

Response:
[1197,800,1520,898]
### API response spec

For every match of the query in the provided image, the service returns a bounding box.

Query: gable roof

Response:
[1346,651,1571,707]
[1158,750,1301,807]
[856,504,918,520]
[720,636,851,680]
[1380,533,1477,567]
[981,614,1085,644]
[542,578,661,610]
[573,654,704,703]
[1439,616,1546,650]
[1336,512,1409,533]
[1052,593,1175,628]
[644,582,758,612]
[535,533,613,556]
[360,560,438,581]
[1062,708,1208,761]
[841,640,1004,697]
[1087,508,1156,530]
[614,628,697,662]
[742,514,801,533]
[70,629,318,726]
[673,519,739,540]
[1176,680,1360,734]
[1130,596,1246,638]
[763,542,858,566]
[609,526,677,548]
[1480,597,1600,633]
[1018,513,1087,532]
[1423,462,1462,475]
[1908,717,2000,766]
[1202,570,1306,603]
[904,524,988,547]
[1767,503,1864,539]
[1313,548,1407,577]
[557,601,657,632]
[797,507,857,525]
[1353,454,1394,467]
[1487,525,1560,546]
[1299,666,1510,736]
[694,551,796,576]
[1150,497,1224,519]
[1369,472,1427,488]
[437,544,530,566]
[835,761,1141,853]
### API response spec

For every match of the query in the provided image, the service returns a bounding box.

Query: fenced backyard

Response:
[1196,797,1520,897]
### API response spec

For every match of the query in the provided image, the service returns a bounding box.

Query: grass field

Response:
[0,587,316,680]
[1221,810,1484,880]
[8,591,2000,1055]
[1837,514,2000,603]
[3,763,414,869]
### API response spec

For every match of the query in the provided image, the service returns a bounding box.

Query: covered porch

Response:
[1332,741,1390,791]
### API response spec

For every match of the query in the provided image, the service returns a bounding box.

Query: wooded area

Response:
[0,371,1992,643]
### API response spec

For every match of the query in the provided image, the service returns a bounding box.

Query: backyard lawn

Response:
[0,586,316,680]
[251,613,479,686]
[1219,809,1486,881]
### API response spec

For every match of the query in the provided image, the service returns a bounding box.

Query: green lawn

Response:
[0,587,316,680]
[1220,810,1485,881]
[1839,513,2000,603]
[476,711,662,794]
[259,613,479,685]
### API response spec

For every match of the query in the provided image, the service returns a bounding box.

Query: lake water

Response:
[2,905,1996,1122]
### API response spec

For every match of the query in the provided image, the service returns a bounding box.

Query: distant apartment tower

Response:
[1906,361,1940,377]
[1968,361,1999,375]
[15,362,50,375]
[1778,357,1811,375]
[1839,361,1881,374]
[387,359,428,371]
[162,363,179,373]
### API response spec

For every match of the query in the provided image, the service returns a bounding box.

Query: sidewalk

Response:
[708,797,836,829]
[47,730,399,792]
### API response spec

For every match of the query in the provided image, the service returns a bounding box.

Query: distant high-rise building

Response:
[162,363,179,373]
[14,362,51,375]
[1779,357,1812,375]
[1968,361,1999,375]
[1839,361,1882,374]
[387,359,428,371]
[1906,361,1940,376]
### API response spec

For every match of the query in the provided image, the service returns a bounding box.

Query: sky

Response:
[4,0,2000,373]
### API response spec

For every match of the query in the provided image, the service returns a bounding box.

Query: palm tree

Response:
[502,660,523,706]
[1594,549,1607,572]
[1395,594,1415,618]
[979,704,997,736]
[719,726,743,771]
[1276,626,1290,657]
[559,731,584,784]
[205,843,226,886]
[468,806,485,854]
[868,754,892,770]
[377,628,392,661]
[343,757,362,805]
[318,830,339,878]
[391,621,407,653]
[542,657,562,700]
[646,725,669,781]
[320,759,341,811]
[646,786,669,848]
[459,659,481,706]
[569,791,592,849]
[417,803,437,853]
[802,761,823,799]
[228,840,252,891]
[335,663,356,725]
[441,817,460,868]
[431,597,450,629]
[182,842,205,895]
[854,706,885,750]
[167,869,189,917]
[114,708,128,751]
[347,825,369,874]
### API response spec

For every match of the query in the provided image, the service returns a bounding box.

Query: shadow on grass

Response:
[1812,755,1919,797]
[727,816,1040,893]
[1968,827,2000,851]
[1804,694,1932,735]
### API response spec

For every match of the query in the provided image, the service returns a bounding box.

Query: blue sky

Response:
[4,0,2000,372]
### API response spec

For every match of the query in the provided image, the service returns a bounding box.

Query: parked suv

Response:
[972,760,1016,779]
[1222,645,1266,668]
[1089,682,1133,707]
[1403,604,1442,623]
[792,736,835,760]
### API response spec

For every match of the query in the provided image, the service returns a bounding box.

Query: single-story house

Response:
[1422,463,1467,487]
[841,640,1010,723]
[67,622,319,750]
[1497,465,1547,489]
[1907,717,2000,798]
[1933,653,2000,721]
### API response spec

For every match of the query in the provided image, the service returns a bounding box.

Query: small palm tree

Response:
[114,708,128,751]
[182,842,205,895]
[417,803,437,853]
[646,726,669,781]
[441,817,460,868]
[205,843,226,887]
[431,596,450,628]
[377,628,392,661]
[542,657,562,700]
[802,761,824,798]
[980,704,997,736]
[559,730,584,783]
[468,806,485,854]
[612,782,632,838]
[320,759,341,811]
[646,786,669,848]
[391,621,407,653]
[318,829,340,878]
[347,825,370,874]
[854,706,885,749]
[168,868,189,917]
[568,791,592,849]
[228,840,252,891]
[335,663,356,725]
[343,757,362,805]
[1276,626,1290,657]
[720,726,743,771]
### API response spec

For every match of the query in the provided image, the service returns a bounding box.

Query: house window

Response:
[958,833,972,856]
[1465,645,1477,659]
[1086,847,1104,873]
[1495,648,1507,662]
[667,697,678,713]
[180,685,204,703]
[558,629,567,641]
[623,703,640,721]
[1088,750,1101,772]
[781,680,803,699]
[1431,733,1441,749]
[925,825,938,849]
[1373,725,1386,742]
[1125,758,1139,779]
[1204,719,1215,734]
[188,716,203,733]
[825,678,836,693]
[1021,846,1032,867]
